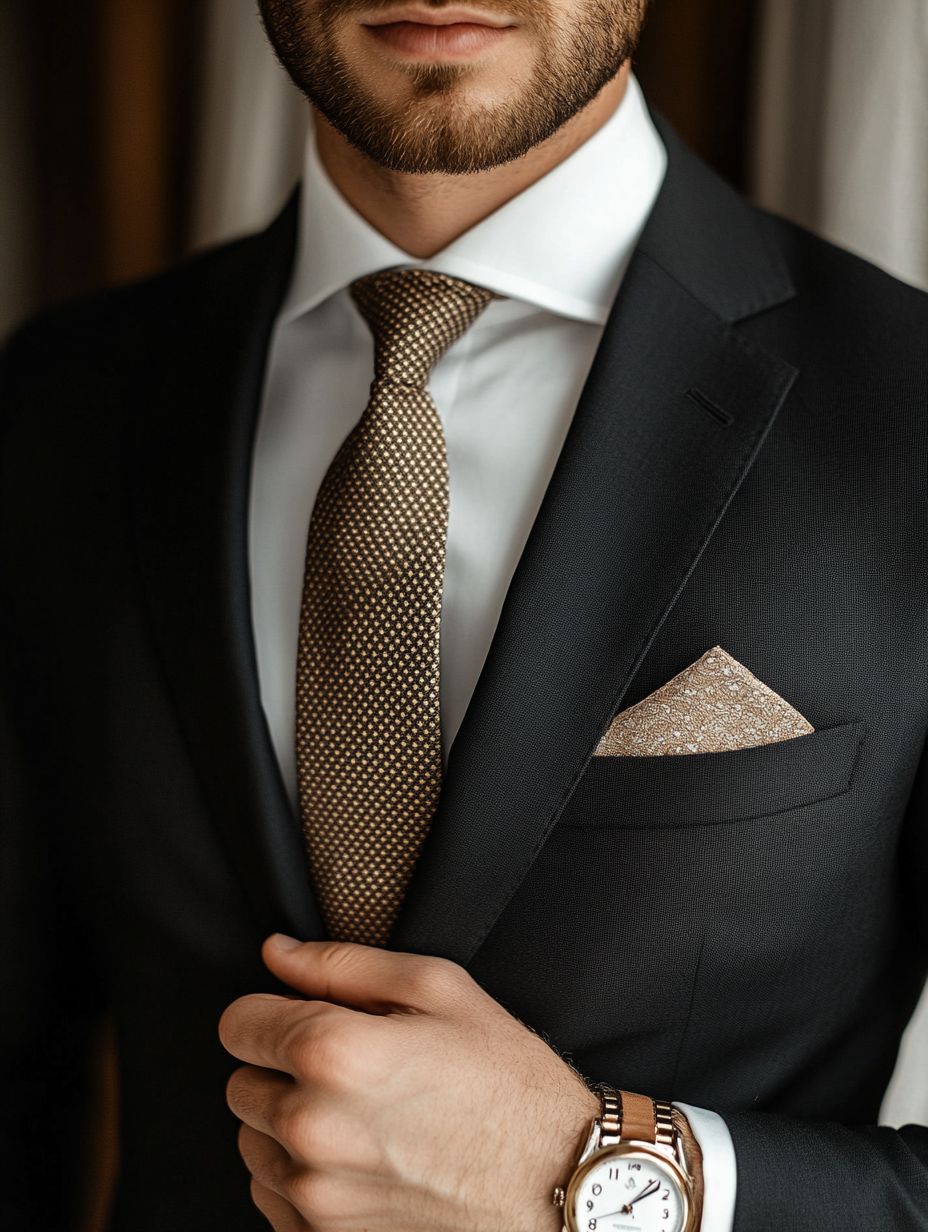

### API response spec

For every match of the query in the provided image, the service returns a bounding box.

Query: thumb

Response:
[261,934,470,1015]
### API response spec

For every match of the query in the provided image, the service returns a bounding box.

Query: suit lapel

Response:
[392,128,799,963]
[131,194,323,942]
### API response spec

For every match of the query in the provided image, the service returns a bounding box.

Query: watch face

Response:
[570,1148,687,1232]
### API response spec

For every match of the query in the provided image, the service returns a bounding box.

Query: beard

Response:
[258,0,650,174]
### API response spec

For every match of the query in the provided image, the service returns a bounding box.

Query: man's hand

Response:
[219,935,599,1232]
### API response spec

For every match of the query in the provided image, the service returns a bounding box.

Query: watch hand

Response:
[618,1179,661,1214]
[628,1180,661,1206]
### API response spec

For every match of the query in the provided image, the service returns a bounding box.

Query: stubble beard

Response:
[259,0,650,174]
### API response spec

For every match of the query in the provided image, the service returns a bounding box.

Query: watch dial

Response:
[574,1153,685,1232]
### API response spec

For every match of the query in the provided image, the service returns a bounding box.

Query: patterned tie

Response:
[296,269,493,946]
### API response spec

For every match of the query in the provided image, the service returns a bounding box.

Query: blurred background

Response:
[1,0,926,1227]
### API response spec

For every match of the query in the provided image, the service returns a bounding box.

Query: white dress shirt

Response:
[249,74,736,1231]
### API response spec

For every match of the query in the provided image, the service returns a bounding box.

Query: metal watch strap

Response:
[600,1089,621,1145]
[654,1099,675,1147]
[600,1088,676,1149]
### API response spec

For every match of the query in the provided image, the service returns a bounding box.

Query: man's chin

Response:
[313,57,542,174]
[324,107,519,176]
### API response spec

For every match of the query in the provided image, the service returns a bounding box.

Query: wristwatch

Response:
[556,1089,698,1232]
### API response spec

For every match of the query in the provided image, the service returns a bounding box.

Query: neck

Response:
[312,64,631,259]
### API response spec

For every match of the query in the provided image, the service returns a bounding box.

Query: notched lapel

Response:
[392,145,799,964]
[130,196,323,942]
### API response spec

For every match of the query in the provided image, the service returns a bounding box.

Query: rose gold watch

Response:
[555,1089,698,1232]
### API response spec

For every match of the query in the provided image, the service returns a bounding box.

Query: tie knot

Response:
[350,269,493,387]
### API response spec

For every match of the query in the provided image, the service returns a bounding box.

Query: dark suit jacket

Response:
[3,120,928,1231]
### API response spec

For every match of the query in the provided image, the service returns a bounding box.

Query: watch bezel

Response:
[564,1141,697,1232]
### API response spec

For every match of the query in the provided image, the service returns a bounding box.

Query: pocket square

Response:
[595,647,814,757]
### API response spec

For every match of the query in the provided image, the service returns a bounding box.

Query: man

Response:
[2,0,928,1229]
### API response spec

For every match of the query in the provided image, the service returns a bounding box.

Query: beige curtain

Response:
[189,0,307,251]
[753,0,928,1127]
[752,0,928,291]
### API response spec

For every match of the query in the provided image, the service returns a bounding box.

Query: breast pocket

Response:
[558,722,864,828]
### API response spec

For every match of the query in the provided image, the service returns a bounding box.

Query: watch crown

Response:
[552,1187,566,1208]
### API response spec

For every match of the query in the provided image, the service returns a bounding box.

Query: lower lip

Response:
[365,21,510,59]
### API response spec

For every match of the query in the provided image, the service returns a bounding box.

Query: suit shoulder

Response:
[733,207,928,422]
[4,233,271,379]
[751,206,928,336]
[2,193,298,392]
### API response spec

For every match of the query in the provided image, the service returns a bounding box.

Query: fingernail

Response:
[270,933,302,951]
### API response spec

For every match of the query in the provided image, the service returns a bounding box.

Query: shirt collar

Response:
[279,74,667,328]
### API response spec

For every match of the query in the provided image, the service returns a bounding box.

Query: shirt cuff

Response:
[673,1103,737,1232]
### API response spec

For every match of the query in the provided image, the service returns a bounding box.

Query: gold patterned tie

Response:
[296,269,493,946]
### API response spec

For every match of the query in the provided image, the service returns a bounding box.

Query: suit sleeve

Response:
[721,746,928,1232]
[0,332,104,1229]
[724,1113,928,1230]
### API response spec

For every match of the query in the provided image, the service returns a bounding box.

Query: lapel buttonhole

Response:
[687,388,734,427]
